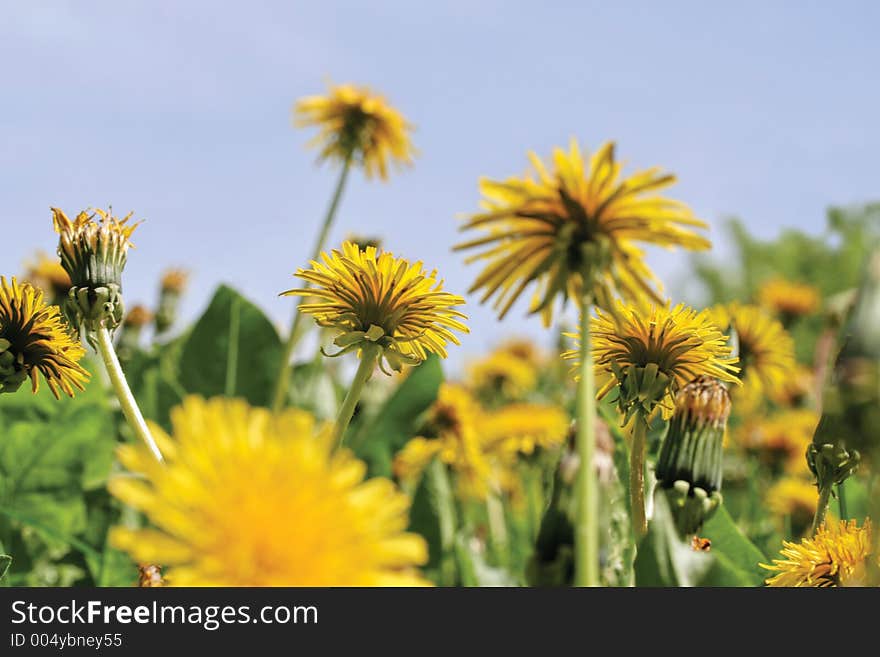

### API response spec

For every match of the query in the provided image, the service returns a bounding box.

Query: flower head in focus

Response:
[0,277,89,398]
[52,207,139,336]
[456,139,710,325]
[282,242,468,374]
[294,83,416,180]
[565,302,739,421]
[110,396,428,586]
[762,519,873,587]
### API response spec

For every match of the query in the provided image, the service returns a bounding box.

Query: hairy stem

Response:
[95,327,163,463]
[333,346,378,446]
[810,483,833,536]
[629,414,648,537]
[272,157,353,412]
[573,298,600,586]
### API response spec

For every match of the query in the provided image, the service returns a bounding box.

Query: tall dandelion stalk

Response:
[281,242,467,445]
[273,83,416,411]
[456,139,712,585]
[52,207,164,463]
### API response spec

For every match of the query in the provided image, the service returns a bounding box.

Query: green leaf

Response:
[0,554,11,580]
[634,495,712,587]
[699,505,767,586]
[351,355,443,477]
[178,285,282,407]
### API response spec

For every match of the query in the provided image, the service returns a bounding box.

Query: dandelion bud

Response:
[52,207,139,339]
[655,376,730,537]
[155,269,188,334]
[117,305,154,363]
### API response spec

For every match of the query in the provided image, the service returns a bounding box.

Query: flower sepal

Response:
[662,481,722,537]
[612,361,672,424]
[0,338,28,394]
[64,283,125,340]
[807,441,860,489]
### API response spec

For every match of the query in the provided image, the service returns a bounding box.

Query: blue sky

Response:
[2,2,878,364]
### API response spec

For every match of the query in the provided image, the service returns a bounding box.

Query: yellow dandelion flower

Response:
[52,206,140,333]
[479,403,569,456]
[467,351,537,400]
[772,363,816,407]
[52,207,138,289]
[294,83,415,180]
[109,396,429,586]
[758,277,821,319]
[282,242,468,373]
[455,139,710,325]
[736,409,818,474]
[766,477,818,524]
[497,337,545,367]
[393,384,493,500]
[762,519,873,587]
[23,251,71,302]
[711,303,796,403]
[0,277,89,398]
[159,268,189,294]
[565,302,739,419]
[123,304,153,329]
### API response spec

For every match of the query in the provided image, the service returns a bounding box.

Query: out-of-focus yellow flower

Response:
[294,83,415,180]
[479,403,569,456]
[455,139,710,325]
[160,269,189,294]
[467,351,537,400]
[23,251,71,302]
[766,477,818,525]
[394,384,493,500]
[110,396,429,586]
[283,242,467,373]
[0,276,89,398]
[735,409,818,474]
[123,305,153,329]
[497,337,544,368]
[711,303,796,404]
[772,363,816,407]
[758,277,821,320]
[762,519,873,587]
[566,302,739,419]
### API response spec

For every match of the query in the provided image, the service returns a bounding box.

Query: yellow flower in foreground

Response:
[758,277,821,319]
[0,277,89,398]
[23,251,71,302]
[282,242,468,373]
[566,302,739,418]
[393,384,492,500]
[110,396,429,586]
[479,403,569,456]
[467,351,537,400]
[455,139,710,325]
[294,82,415,180]
[763,519,873,587]
[766,477,818,523]
[711,303,796,402]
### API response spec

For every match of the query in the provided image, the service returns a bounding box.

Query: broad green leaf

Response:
[178,285,282,407]
[351,355,443,477]
[699,505,767,586]
[287,362,340,420]
[634,494,712,587]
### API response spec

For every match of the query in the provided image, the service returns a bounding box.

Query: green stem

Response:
[836,481,848,520]
[573,298,599,587]
[95,327,164,463]
[629,413,648,537]
[272,157,353,412]
[428,459,459,586]
[486,492,509,568]
[810,483,833,535]
[333,346,378,446]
